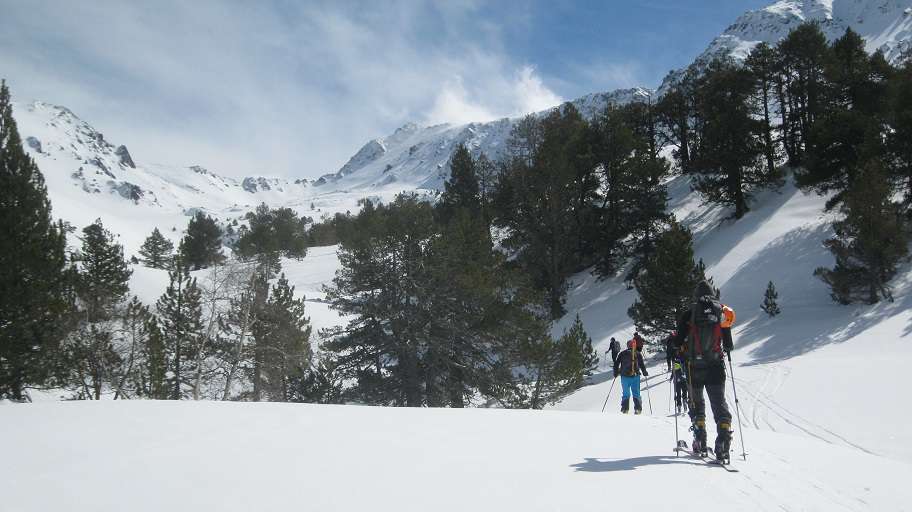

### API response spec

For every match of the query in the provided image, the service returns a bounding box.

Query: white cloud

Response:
[425,77,499,126]
[0,0,565,179]
[513,65,563,114]
[423,66,563,126]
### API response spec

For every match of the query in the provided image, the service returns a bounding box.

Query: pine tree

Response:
[513,315,597,409]
[475,153,497,223]
[156,259,204,399]
[75,220,132,322]
[143,316,169,399]
[799,29,889,211]
[64,220,133,399]
[288,357,342,404]
[886,57,912,212]
[0,80,70,400]
[438,143,480,224]
[656,70,698,172]
[139,228,174,269]
[746,42,783,181]
[590,104,638,274]
[256,274,312,401]
[690,58,771,219]
[628,220,702,337]
[181,211,224,270]
[493,105,596,318]
[113,296,153,399]
[559,314,599,380]
[323,194,437,406]
[236,204,309,260]
[774,22,829,166]
[762,281,781,317]
[815,160,908,304]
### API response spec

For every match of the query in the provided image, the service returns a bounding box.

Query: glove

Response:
[642,371,649,377]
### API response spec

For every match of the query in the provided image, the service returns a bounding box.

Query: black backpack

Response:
[687,294,724,366]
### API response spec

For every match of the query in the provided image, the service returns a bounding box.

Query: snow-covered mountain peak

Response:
[705,0,912,63]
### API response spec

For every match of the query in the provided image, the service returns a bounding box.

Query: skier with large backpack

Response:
[672,280,736,462]
[613,338,649,414]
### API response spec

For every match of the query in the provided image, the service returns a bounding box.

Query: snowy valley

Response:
[4,1,912,511]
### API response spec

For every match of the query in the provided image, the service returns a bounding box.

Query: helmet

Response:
[721,305,736,328]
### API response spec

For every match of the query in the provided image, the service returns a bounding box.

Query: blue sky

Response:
[0,0,770,178]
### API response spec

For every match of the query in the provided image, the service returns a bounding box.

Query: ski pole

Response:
[672,376,680,456]
[727,351,748,461]
[645,375,653,415]
[667,372,673,414]
[600,376,618,413]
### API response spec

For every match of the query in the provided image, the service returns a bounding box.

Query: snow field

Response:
[2,400,910,512]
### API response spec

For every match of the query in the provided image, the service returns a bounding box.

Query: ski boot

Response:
[633,397,642,415]
[714,422,732,464]
[690,420,708,457]
[621,397,629,414]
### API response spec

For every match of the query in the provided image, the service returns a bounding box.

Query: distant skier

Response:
[609,337,621,366]
[673,280,735,461]
[672,359,688,414]
[664,332,676,372]
[613,339,648,414]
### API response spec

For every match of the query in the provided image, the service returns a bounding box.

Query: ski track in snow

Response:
[732,365,878,456]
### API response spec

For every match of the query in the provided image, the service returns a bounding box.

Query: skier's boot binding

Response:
[691,420,708,457]
[621,397,629,414]
[714,422,732,464]
[633,397,643,415]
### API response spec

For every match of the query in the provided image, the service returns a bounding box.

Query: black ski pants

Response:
[687,362,732,428]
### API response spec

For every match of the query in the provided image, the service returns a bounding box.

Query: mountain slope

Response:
[705,0,912,63]
[1,401,910,512]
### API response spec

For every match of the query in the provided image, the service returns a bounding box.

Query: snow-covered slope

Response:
[550,172,912,465]
[2,401,911,512]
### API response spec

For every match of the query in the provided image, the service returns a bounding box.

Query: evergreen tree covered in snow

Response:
[762,281,781,317]
[628,220,703,337]
[0,80,71,400]
[181,211,224,270]
[139,228,174,269]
